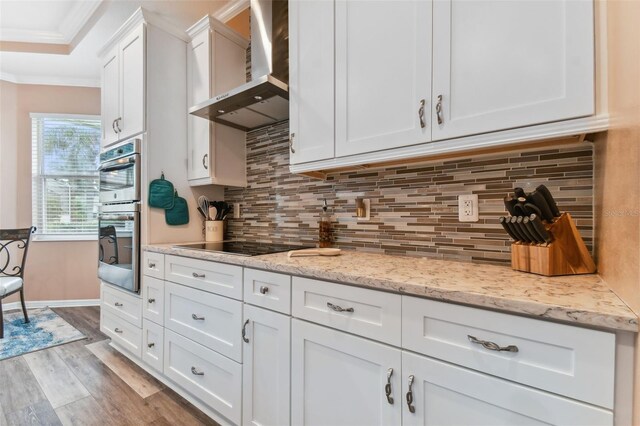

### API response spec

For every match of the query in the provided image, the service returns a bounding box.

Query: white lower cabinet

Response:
[401,351,613,426]
[164,329,242,425]
[101,309,142,358]
[142,319,164,372]
[242,305,291,426]
[291,319,401,426]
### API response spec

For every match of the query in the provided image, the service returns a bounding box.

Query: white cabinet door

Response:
[432,0,594,141]
[289,0,335,164]
[119,23,145,141]
[242,305,291,426]
[334,0,432,157]
[142,276,164,325]
[101,46,120,148]
[402,351,613,426]
[291,319,401,426]
[187,29,211,180]
[142,319,164,373]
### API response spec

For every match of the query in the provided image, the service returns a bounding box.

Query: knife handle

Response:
[528,191,555,222]
[523,216,543,244]
[503,196,518,216]
[499,217,519,241]
[514,187,527,198]
[523,203,542,217]
[536,184,561,217]
[529,214,553,243]
[517,216,537,243]
[510,216,531,242]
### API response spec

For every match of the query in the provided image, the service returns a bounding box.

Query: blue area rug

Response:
[0,308,86,361]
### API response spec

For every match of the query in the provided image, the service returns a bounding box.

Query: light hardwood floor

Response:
[0,307,219,426]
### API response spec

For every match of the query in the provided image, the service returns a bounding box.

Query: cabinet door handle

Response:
[385,368,394,404]
[114,302,123,307]
[406,375,415,413]
[202,153,208,170]
[148,262,156,268]
[191,367,204,376]
[418,99,426,128]
[327,302,354,313]
[192,272,205,278]
[148,298,155,304]
[147,342,155,348]
[289,133,296,154]
[192,314,205,321]
[114,328,123,334]
[259,286,269,295]
[115,117,122,133]
[435,95,444,125]
[242,319,250,343]
[467,335,519,353]
[112,119,118,134]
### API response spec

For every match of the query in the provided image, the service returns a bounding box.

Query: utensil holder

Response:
[511,212,596,276]
[205,220,224,242]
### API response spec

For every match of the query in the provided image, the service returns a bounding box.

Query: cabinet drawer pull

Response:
[385,368,394,405]
[191,367,204,376]
[467,335,519,353]
[148,298,155,304]
[289,133,296,154]
[115,117,122,133]
[114,328,123,334]
[202,153,208,170]
[435,95,444,125]
[418,99,426,128]
[192,272,205,278]
[242,319,250,343]
[148,262,156,268]
[259,286,269,295]
[406,375,415,413]
[147,342,155,348]
[114,302,123,307]
[192,314,205,321]
[112,119,118,134]
[327,302,354,313]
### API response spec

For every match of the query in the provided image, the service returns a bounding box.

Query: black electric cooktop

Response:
[173,241,312,257]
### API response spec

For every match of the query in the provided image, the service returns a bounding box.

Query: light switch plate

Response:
[458,194,479,222]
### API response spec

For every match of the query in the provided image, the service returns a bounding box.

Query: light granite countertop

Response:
[144,244,638,332]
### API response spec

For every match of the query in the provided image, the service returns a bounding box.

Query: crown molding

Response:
[214,0,250,23]
[0,72,100,88]
[0,0,104,45]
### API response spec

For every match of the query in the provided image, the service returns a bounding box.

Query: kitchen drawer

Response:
[102,283,142,327]
[164,255,243,300]
[164,329,242,425]
[142,319,164,373]
[244,268,291,314]
[402,296,616,409]
[101,309,142,358]
[143,251,165,279]
[164,282,243,362]
[292,277,401,346]
[142,275,164,325]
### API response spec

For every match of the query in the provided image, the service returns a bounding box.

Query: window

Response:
[31,114,101,239]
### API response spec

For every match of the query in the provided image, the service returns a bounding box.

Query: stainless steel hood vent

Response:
[189,0,289,132]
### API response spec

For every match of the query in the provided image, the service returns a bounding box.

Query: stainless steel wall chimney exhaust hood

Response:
[189,0,289,132]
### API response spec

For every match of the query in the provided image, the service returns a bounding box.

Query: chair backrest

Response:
[99,225,119,265]
[0,227,36,278]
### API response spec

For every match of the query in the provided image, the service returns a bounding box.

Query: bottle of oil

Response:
[319,198,332,248]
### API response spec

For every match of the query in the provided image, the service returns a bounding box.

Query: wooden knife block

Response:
[511,212,596,276]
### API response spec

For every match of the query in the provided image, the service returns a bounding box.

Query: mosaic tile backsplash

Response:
[224,121,594,265]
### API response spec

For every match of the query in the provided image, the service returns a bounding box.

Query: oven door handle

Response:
[99,214,136,221]
[98,156,136,172]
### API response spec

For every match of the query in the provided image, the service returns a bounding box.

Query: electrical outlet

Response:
[458,194,479,222]
[233,203,241,219]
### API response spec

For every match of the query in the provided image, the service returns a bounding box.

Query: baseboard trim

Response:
[1,299,100,312]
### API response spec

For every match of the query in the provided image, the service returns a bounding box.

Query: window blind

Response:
[31,114,101,236]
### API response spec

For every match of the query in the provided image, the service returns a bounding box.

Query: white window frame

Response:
[31,113,101,242]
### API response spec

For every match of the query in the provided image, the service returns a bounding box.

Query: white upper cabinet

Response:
[100,23,146,148]
[289,0,336,164]
[431,0,595,141]
[335,0,432,157]
[186,16,248,186]
[101,46,120,147]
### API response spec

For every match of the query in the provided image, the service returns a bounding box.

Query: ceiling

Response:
[0,0,245,87]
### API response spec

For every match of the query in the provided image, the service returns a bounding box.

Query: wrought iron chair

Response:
[0,227,36,339]
[99,225,119,265]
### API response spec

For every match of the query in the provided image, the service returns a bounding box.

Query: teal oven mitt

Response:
[165,190,189,226]
[148,173,175,209]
